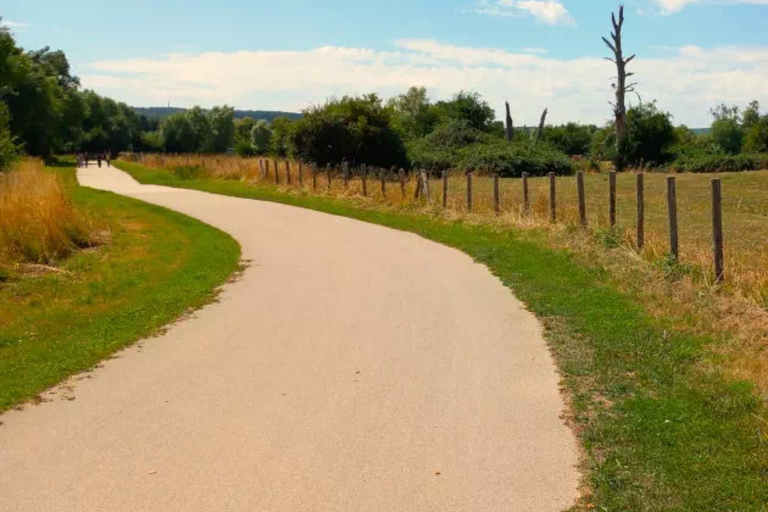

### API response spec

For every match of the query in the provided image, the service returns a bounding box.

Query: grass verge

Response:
[117,159,767,511]
[0,165,240,411]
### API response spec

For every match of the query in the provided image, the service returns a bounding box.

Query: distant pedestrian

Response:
[106,153,111,167]
[97,153,102,168]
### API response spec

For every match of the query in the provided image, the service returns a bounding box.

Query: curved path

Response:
[0,164,578,511]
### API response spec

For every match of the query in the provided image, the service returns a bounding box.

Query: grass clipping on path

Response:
[117,157,768,512]
[0,158,89,268]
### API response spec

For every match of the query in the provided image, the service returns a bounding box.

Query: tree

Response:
[206,105,234,152]
[388,86,437,140]
[250,120,272,154]
[603,5,636,171]
[710,104,743,155]
[269,116,294,156]
[0,103,20,171]
[535,108,548,144]
[161,113,196,153]
[432,91,495,132]
[291,94,407,167]
[625,102,675,166]
[504,102,514,142]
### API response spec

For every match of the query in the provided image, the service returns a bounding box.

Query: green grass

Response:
[0,165,241,411]
[117,159,768,511]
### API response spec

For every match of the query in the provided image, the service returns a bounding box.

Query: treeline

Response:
[4,20,768,176]
[0,23,156,167]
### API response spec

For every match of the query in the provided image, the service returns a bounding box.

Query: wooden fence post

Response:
[362,164,368,197]
[494,174,500,214]
[442,170,448,208]
[342,162,349,188]
[298,161,303,187]
[467,171,473,212]
[712,178,724,282]
[667,176,679,259]
[399,169,406,198]
[522,172,530,213]
[312,163,318,191]
[381,168,388,198]
[636,173,644,249]
[326,164,332,191]
[577,171,587,228]
[286,160,292,185]
[609,170,617,228]
[549,172,556,222]
[420,170,429,199]
[259,159,265,179]
[265,159,270,180]
[274,159,280,184]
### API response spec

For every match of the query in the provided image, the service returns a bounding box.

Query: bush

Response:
[409,131,575,177]
[233,139,254,157]
[543,123,598,156]
[668,152,768,173]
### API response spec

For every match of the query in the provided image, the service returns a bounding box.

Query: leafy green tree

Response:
[250,120,272,154]
[432,91,495,132]
[0,103,20,171]
[388,86,437,140]
[625,102,676,166]
[269,117,295,156]
[161,113,196,153]
[291,94,407,167]
[206,105,235,152]
[710,104,743,155]
[235,117,256,144]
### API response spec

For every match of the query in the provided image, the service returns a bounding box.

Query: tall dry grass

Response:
[0,158,89,267]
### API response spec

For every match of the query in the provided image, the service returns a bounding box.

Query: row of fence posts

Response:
[256,158,725,283]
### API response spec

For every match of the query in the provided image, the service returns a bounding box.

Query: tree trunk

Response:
[505,102,514,142]
[535,108,548,144]
[603,5,635,172]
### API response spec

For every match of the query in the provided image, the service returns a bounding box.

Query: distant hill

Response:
[133,107,302,122]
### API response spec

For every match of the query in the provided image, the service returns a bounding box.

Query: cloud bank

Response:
[474,0,575,25]
[82,40,768,127]
[653,0,768,14]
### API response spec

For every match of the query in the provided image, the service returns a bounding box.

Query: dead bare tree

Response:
[535,108,548,143]
[602,5,636,172]
[505,101,514,142]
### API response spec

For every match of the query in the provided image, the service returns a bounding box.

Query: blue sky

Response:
[4,0,768,126]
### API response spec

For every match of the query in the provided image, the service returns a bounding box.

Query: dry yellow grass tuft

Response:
[0,158,90,267]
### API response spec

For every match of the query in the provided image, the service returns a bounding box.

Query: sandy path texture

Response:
[0,164,579,511]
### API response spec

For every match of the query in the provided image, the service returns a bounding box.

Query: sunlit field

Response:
[131,153,768,305]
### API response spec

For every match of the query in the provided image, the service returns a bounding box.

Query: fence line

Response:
[127,153,729,283]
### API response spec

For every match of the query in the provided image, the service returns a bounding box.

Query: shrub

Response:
[408,127,575,177]
[668,152,768,173]
[543,123,598,156]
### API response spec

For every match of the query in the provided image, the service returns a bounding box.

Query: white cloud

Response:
[474,0,575,25]
[652,0,768,14]
[0,20,29,30]
[81,40,768,127]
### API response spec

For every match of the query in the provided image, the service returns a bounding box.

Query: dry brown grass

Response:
[128,152,768,393]
[0,158,90,268]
